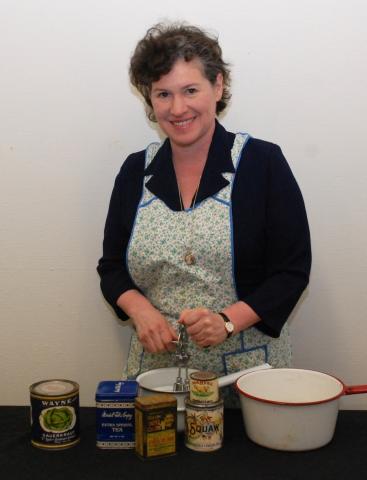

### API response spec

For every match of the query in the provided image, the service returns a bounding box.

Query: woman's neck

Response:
[171,142,208,169]
[170,122,216,209]
[172,144,209,210]
[170,120,215,168]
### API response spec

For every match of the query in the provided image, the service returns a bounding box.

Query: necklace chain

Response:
[177,184,200,212]
[177,177,202,266]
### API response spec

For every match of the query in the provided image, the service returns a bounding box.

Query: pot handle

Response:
[344,384,367,395]
[217,363,272,388]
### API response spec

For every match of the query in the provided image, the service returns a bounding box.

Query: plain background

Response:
[1,0,366,408]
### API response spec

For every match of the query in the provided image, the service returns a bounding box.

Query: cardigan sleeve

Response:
[234,141,311,337]
[96,154,144,320]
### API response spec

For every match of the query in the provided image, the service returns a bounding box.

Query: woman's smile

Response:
[151,58,223,151]
[171,118,195,127]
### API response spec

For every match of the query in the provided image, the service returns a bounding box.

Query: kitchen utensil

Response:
[172,324,190,392]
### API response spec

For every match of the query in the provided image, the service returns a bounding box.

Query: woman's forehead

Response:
[152,58,207,89]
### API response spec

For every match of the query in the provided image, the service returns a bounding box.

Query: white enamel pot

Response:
[136,363,271,432]
[236,368,367,451]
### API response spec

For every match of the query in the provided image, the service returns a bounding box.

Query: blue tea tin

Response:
[96,380,139,449]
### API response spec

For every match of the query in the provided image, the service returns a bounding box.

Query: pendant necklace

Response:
[177,178,202,266]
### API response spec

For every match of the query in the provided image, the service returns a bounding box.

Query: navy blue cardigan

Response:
[97,122,311,338]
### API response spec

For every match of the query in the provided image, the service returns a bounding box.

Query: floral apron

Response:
[125,133,291,406]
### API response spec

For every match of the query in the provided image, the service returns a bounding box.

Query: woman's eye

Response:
[158,91,169,98]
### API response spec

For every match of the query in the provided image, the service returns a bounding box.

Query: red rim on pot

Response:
[235,368,367,406]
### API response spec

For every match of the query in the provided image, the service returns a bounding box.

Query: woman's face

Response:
[150,58,223,151]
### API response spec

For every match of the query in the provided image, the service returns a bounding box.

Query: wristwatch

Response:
[218,312,234,338]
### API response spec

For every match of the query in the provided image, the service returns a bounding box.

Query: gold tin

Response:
[135,394,177,459]
[185,398,224,452]
[189,371,219,403]
[30,379,80,450]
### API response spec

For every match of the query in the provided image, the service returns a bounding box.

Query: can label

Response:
[185,399,223,452]
[96,402,135,449]
[189,371,219,403]
[30,380,80,450]
[135,394,177,459]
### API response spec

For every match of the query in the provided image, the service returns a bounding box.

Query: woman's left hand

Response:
[179,308,227,348]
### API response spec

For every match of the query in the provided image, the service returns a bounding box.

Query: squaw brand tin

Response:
[96,380,139,449]
[30,379,80,450]
[185,398,224,452]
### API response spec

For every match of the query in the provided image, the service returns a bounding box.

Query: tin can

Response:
[185,397,224,452]
[96,380,138,449]
[30,379,80,450]
[135,394,177,459]
[189,371,219,403]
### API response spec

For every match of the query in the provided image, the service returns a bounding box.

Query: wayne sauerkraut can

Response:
[185,398,224,452]
[30,379,80,450]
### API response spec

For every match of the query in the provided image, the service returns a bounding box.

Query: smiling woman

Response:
[97,22,311,407]
[150,58,223,154]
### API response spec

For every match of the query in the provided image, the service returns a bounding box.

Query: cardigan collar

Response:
[144,121,236,211]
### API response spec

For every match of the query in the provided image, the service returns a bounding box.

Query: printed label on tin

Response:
[40,406,76,433]
[30,394,80,448]
[189,378,219,403]
[185,404,223,451]
[135,406,177,458]
[96,404,135,447]
[97,441,135,449]
[147,429,176,457]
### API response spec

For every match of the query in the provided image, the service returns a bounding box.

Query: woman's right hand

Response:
[116,289,177,353]
[132,309,178,353]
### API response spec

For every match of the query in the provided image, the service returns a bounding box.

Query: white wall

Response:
[1,0,366,409]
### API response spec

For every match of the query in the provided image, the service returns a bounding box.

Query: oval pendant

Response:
[184,252,196,265]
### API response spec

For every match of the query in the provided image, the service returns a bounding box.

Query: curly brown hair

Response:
[129,22,231,121]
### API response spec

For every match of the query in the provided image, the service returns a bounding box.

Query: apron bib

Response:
[125,134,291,406]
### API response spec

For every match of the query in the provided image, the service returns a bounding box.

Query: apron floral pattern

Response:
[125,134,291,406]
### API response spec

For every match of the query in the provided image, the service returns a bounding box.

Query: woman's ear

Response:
[215,73,224,101]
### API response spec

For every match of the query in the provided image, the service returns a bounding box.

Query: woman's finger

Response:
[179,307,210,325]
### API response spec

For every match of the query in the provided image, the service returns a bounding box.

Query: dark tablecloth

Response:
[1,407,366,479]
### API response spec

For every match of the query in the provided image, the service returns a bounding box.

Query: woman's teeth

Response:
[172,118,193,127]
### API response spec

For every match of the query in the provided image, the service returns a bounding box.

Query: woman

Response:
[97,23,311,404]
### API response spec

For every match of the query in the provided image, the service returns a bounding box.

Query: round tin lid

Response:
[190,371,217,381]
[30,379,78,396]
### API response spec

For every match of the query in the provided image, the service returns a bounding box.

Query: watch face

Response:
[225,322,234,334]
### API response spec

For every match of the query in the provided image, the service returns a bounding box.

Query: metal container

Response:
[189,371,218,403]
[30,379,80,450]
[96,380,139,449]
[135,394,177,459]
[185,398,224,452]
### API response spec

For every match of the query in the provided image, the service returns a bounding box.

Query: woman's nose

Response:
[170,95,188,116]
